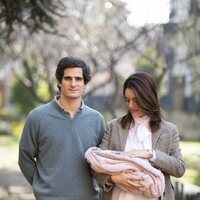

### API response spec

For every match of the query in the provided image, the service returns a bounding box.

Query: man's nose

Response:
[71,79,77,87]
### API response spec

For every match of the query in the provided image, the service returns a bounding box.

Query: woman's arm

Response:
[150,125,185,177]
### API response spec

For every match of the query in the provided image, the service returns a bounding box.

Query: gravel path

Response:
[0,140,35,200]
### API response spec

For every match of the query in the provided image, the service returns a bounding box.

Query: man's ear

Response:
[57,82,61,90]
[58,81,62,86]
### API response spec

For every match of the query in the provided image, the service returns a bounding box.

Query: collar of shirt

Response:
[54,95,84,113]
[130,115,151,142]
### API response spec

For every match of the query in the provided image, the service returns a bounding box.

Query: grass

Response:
[177,141,200,186]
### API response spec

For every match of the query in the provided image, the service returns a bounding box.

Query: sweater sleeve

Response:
[18,114,38,185]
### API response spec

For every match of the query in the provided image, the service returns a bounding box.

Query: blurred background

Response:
[0,0,200,199]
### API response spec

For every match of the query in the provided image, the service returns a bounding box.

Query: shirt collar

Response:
[129,115,152,141]
[54,95,84,112]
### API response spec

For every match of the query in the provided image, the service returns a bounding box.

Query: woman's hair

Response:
[55,56,91,91]
[121,71,162,133]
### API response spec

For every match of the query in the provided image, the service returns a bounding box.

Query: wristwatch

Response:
[146,149,154,159]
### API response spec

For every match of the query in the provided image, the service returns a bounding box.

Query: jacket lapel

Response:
[119,124,129,151]
[152,124,164,149]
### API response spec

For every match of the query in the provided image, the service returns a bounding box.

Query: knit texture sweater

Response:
[18,99,105,200]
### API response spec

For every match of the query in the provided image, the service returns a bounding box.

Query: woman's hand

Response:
[111,170,144,190]
[126,149,151,159]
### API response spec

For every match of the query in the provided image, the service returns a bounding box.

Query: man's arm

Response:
[18,115,38,185]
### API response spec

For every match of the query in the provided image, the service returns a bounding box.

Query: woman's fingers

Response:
[125,170,144,181]
[127,180,141,188]
[111,170,147,191]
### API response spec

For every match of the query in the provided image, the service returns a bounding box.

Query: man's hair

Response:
[55,56,91,91]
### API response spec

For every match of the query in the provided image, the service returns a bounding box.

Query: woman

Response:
[91,72,185,200]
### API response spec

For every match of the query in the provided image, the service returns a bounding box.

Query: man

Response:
[18,56,105,200]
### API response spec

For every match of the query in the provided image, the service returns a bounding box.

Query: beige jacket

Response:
[93,118,185,200]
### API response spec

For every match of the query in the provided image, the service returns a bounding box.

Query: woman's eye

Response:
[125,98,130,102]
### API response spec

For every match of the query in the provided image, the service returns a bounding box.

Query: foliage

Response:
[179,141,200,186]
[0,108,18,135]
[8,42,55,116]
[0,107,25,138]
[134,46,166,89]
[0,0,65,43]
[10,80,38,116]
[11,120,24,140]
[1,0,200,117]
[188,56,200,103]
[0,107,16,121]
[10,76,51,116]
[2,0,156,117]
[163,0,200,107]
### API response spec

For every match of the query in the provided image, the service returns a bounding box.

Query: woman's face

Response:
[124,88,145,117]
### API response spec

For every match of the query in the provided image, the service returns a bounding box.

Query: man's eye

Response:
[76,77,83,81]
[63,77,71,81]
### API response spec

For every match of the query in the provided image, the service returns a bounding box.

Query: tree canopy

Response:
[0,0,66,42]
[1,0,200,117]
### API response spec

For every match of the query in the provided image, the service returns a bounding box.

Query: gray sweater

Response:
[18,99,105,200]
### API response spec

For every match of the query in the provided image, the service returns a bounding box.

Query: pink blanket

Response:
[85,147,165,198]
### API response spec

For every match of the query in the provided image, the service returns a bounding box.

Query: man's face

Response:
[59,67,85,100]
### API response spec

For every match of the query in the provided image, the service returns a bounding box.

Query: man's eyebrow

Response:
[63,75,82,77]
[63,75,83,79]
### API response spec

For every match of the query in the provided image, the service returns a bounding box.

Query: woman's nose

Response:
[128,100,137,109]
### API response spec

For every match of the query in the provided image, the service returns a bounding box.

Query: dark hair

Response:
[55,56,91,91]
[121,71,162,133]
